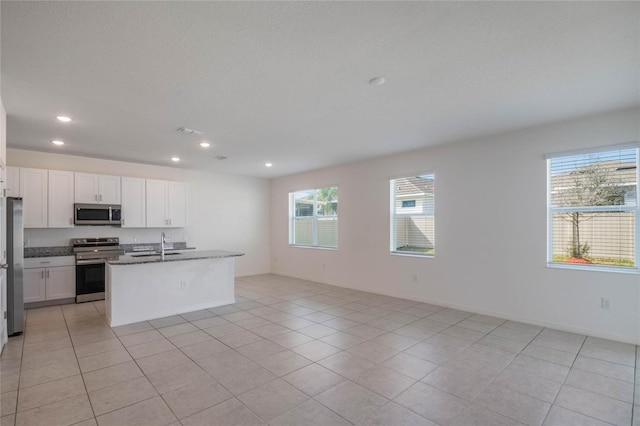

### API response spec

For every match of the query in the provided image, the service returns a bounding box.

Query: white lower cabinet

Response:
[24,257,76,303]
[23,269,47,303]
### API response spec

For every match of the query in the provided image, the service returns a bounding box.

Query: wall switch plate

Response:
[601,297,611,310]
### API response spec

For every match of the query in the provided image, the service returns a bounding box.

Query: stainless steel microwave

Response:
[74,204,122,225]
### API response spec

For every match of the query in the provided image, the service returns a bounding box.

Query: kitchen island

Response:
[106,250,243,327]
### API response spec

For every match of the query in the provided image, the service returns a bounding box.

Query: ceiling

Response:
[2,2,638,178]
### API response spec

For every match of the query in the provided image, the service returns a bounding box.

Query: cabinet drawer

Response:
[24,256,75,269]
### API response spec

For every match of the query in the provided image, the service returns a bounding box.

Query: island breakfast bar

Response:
[106,250,244,327]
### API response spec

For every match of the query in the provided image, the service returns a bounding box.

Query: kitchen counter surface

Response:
[109,249,244,265]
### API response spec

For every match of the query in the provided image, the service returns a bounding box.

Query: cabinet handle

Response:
[94,194,98,201]
[122,218,125,226]
[99,194,102,202]
[46,270,49,279]
[41,270,44,279]
[169,219,172,226]
[69,218,73,225]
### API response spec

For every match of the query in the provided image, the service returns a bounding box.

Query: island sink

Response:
[130,252,182,257]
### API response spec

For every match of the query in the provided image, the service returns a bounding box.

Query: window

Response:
[290,186,338,248]
[391,174,435,256]
[547,146,639,271]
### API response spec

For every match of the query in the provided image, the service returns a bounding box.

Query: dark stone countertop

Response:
[108,250,244,265]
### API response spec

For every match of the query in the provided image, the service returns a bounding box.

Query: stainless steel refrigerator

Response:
[6,197,24,336]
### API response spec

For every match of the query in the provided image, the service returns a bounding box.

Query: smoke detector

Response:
[177,127,203,135]
[215,155,228,160]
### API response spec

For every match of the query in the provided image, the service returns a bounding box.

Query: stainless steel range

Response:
[73,237,123,303]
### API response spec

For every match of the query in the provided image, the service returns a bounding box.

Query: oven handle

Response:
[76,259,107,266]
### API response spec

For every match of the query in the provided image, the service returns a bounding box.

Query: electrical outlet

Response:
[601,297,611,310]
[412,274,418,283]
[180,281,187,290]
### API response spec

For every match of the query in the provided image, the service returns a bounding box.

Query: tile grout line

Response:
[10,309,27,426]
[66,303,99,425]
[10,277,635,426]
[536,332,624,426]
[452,321,548,426]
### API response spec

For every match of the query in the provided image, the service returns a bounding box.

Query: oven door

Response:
[76,259,106,302]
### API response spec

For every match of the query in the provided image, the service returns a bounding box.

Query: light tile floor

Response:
[0,274,638,426]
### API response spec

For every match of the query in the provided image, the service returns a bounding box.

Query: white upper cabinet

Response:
[146,179,186,228]
[167,181,187,228]
[145,179,168,228]
[121,177,146,228]
[20,168,48,228]
[99,175,121,204]
[5,166,20,197]
[75,173,121,204]
[48,170,74,228]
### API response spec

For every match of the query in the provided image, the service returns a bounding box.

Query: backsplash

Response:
[23,227,188,248]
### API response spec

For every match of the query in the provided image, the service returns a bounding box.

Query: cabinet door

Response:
[99,175,121,204]
[48,170,74,228]
[5,166,20,197]
[24,268,46,303]
[75,173,99,203]
[146,179,168,228]
[167,181,187,227]
[121,177,146,228]
[45,266,76,300]
[20,168,48,228]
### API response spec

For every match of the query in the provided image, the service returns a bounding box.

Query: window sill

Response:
[289,245,338,251]
[391,252,434,259]
[547,262,639,274]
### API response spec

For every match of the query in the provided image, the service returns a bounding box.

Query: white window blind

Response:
[390,174,435,256]
[290,186,338,248]
[547,147,638,270]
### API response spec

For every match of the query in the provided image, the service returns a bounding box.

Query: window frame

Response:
[289,186,338,249]
[390,173,435,258]
[546,144,639,274]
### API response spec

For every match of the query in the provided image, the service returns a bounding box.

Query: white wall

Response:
[8,149,271,277]
[270,107,640,344]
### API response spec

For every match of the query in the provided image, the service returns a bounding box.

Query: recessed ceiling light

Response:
[265,163,273,167]
[56,115,72,122]
[51,140,65,146]
[368,77,386,86]
[200,142,210,148]
[171,157,180,162]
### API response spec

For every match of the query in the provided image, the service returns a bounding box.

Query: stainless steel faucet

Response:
[160,232,166,261]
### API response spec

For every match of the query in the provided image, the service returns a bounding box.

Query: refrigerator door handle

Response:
[0,264,8,269]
